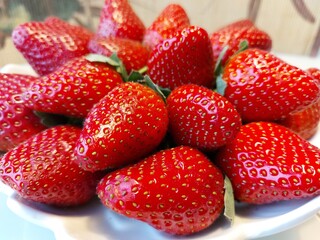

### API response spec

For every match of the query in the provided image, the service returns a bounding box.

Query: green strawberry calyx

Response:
[224,175,235,226]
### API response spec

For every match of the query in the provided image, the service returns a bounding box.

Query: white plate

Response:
[1,54,320,240]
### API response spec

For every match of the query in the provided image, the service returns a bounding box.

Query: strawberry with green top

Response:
[167,84,241,151]
[74,82,169,171]
[97,146,225,235]
[143,4,190,51]
[147,25,215,90]
[23,55,123,118]
[0,125,100,206]
[97,0,145,41]
[0,73,46,152]
[12,17,93,76]
[217,48,320,123]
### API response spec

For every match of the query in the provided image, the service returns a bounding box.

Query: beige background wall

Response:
[1,0,320,67]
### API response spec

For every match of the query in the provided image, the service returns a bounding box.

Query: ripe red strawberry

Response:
[23,56,123,118]
[167,84,241,151]
[0,125,100,206]
[12,17,93,76]
[218,49,320,122]
[210,19,272,65]
[143,4,190,51]
[147,26,214,90]
[97,0,145,41]
[88,36,150,73]
[215,121,320,204]
[74,82,169,171]
[0,73,46,152]
[97,146,225,235]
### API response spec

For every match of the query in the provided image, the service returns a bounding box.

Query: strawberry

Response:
[23,55,123,118]
[12,17,93,76]
[0,73,46,152]
[97,146,225,235]
[217,49,320,122]
[147,26,215,90]
[74,82,169,171]
[88,36,150,73]
[143,4,190,51]
[167,84,241,151]
[97,0,145,41]
[215,121,320,204]
[0,125,100,206]
[210,19,272,66]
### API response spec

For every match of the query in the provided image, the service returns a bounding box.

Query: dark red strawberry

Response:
[167,84,241,151]
[88,36,150,73]
[210,19,272,66]
[0,73,46,152]
[12,17,93,76]
[218,49,320,122]
[215,121,320,204]
[97,0,145,41]
[23,55,123,118]
[74,82,168,171]
[143,4,190,51]
[97,145,225,235]
[0,125,100,206]
[147,26,215,90]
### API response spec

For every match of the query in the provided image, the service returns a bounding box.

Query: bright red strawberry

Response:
[88,36,150,73]
[147,26,214,90]
[218,49,320,122]
[143,4,190,51]
[97,146,225,235]
[74,82,168,171]
[0,125,100,206]
[215,121,320,204]
[0,73,46,152]
[210,19,272,65]
[167,84,241,151]
[23,55,123,118]
[12,17,93,76]
[97,0,145,41]
[277,68,320,139]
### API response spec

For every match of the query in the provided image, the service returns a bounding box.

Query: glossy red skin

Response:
[0,125,99,206]
[75,82,169,171]
[147,26,215,90]
[167,84,241,151]
[143,4,190,51]
[12,17,93,76]
[88,36,150,73]
[97,146,225,235]
[221,49,320,122]
[24,56,123,118]
[97,0,145,41]
[0,73,46,152]
[215,122,320,204]
[210,19,272,65]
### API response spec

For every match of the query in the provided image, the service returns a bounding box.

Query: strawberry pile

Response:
[1,0,320,236]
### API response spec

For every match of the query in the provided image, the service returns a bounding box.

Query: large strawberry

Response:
[218,49,320,122]
[97,0,145,41]
[147,26,215,90]
[143,4,190,51]
[0,73,46,152]
[12,16,93,76]
[97,146,225,235]
[0,125,100,206]
[210,19,272,66]
[167,84,241,151]
[23,55,123,118]
[215,121,320,204]
[88,36,150,73]
[74,82,169,171]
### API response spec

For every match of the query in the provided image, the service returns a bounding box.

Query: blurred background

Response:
[1,0,320,66]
